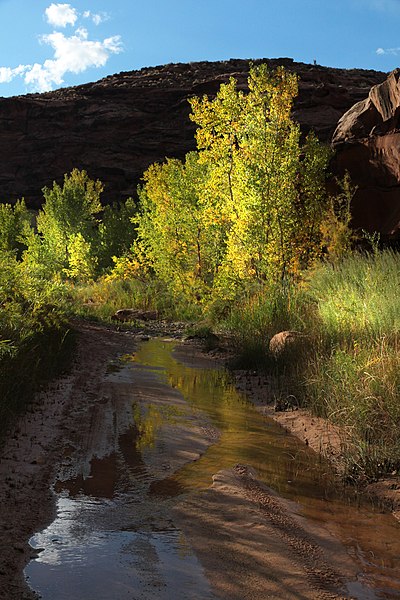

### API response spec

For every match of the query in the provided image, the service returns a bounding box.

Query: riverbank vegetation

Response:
[224,251,400,481]
[0,170,136,430]
[0,247,71,430]
[0,64,399,483]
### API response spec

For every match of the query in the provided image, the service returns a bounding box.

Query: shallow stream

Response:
[25,338,400,599]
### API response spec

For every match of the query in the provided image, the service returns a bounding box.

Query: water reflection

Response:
[134,339,400,598]
[27,503,214,600]
[134,403,185,451]
[133,340,339,503]
[26,338,400,599]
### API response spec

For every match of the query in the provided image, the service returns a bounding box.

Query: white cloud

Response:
[0,5,123,93]
[83,10,109,26]
[23,30,123,92]
[352,0,400,14]
[376,46,400,55]
[0,65,29,84]
[45,3,78,28]
[75,26,89,39]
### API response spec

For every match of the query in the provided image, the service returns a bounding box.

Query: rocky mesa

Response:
[3,57,400,237]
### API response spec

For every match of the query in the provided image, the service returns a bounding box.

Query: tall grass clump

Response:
[303,249,400,480]
[221,282,310,369]
[306,249,400,341]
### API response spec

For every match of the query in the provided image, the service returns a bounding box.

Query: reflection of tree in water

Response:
[133,339,334,500]
[166,362,251,436]
[133,403,183,451]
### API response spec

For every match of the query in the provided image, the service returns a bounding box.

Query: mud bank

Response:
[173,465,365,600]
[186,337,400,523]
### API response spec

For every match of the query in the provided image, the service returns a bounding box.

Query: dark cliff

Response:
[332,69,400,238]
[0,58,386,211]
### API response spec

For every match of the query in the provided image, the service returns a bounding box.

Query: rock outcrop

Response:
[332,69,400,239]
[269,331,307,358]
[0,58,385,210]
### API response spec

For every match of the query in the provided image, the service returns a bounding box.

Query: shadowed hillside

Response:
[0,58,385,208]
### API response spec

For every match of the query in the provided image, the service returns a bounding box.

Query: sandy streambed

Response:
[0,323,138,599]
[0,323,399,599]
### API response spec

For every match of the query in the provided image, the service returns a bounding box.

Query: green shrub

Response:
[0,252,72,431]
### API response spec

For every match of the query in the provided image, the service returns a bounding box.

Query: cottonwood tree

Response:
[135,64,331,303]
[136,152,215,301]
[190,64,330,296]
[30,169,102,280]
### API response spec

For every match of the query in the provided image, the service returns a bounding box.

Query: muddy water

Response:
[25,338,400,599]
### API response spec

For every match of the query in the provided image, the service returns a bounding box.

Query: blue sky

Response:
[0,0,400,97]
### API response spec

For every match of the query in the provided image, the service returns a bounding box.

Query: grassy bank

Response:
[223,250,400,482]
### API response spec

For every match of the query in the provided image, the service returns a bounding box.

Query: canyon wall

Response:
[3,57,399,237]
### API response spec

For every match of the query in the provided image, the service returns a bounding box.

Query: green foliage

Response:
[0,251,68,340]
[136,152,215,301]
[0,199,32,258]
[21,170,137,282]
[320,173,356,262]
[0,250,72,429]
[192,65,330,287]
[39,168,103,239]
[97,198,137,271]
[64,232,98,281]
[135,64,331,305]
[0,169,139,428]
[28,168,102,280]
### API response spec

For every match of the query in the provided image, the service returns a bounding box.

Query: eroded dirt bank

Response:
[0,322,398,599]
[232,365,400,522]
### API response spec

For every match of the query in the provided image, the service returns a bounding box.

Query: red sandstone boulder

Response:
[332,69,400,239]
[269,331,306,357]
